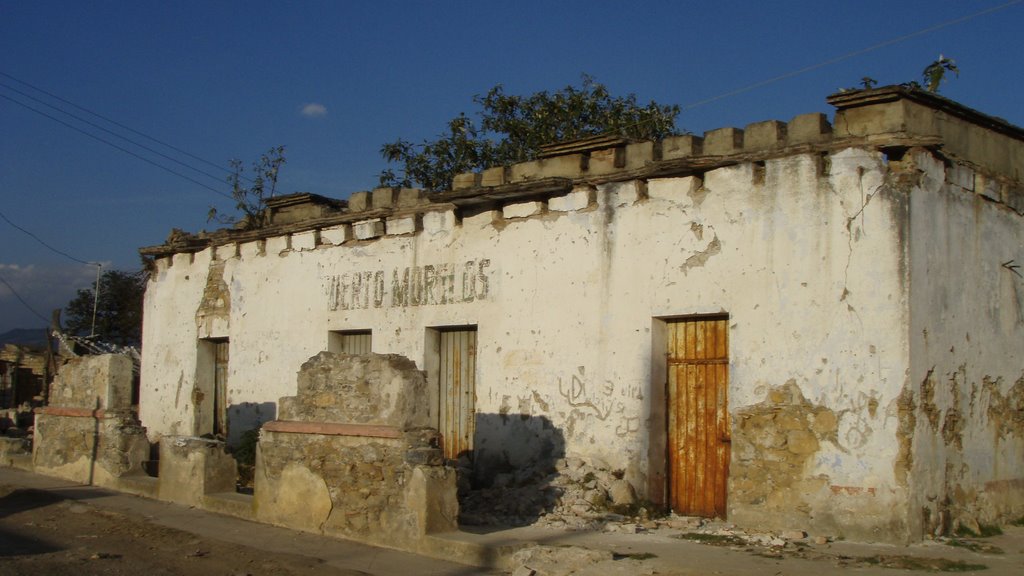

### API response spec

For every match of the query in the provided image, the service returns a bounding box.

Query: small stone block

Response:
[787,113,832,144]
[423,210,456,233]
[585,147,621,176]
[703,127,744,155]
[511,154,583,181]
[549,189,593,212]
[319,224,350,245]
[213,244,237,260]
[463,210,500,228]
[624,141,655,170]
[396,188,426,208]
[348,191,369,212]
[452,172,480,190]
[977,175,1001,202]
[266,235,289,254]
[947,165,974,191]
[291,230,317,250]
[601,181,642,206]
[353,219,385,240]
[386,216,417,235]
[371,187,397,209]
[662,135,703,159]
[171,253,192,268]
[239,240,264,258]
[503,201,544,219]
[744,120,787,150]
[648,176,700,201]
[480,166,507,187]
[191,247,213,267]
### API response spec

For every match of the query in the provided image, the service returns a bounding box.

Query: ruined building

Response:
[138,86,1023,542]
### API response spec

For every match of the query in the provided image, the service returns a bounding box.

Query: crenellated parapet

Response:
[140,85,1024,266]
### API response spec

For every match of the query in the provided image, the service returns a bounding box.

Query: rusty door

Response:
[667,317,730,517]
[438,328,477,460]
[213,340,229,438]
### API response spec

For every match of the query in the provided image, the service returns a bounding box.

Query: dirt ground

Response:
[2,470,1023,576]
[0,484,367,576]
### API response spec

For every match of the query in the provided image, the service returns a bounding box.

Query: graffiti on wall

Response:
[556,366,645,438]
[325,259,491,310]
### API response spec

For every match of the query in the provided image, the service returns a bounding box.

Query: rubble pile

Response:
[459,455,646,528]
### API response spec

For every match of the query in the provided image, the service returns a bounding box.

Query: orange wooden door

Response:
[668,317,730,517]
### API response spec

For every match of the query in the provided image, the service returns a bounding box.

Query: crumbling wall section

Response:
[905,148,1024,537]
[32,354,148,487]
[254,352,456,549]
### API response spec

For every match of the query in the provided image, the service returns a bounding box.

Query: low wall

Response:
[31,355,148,488]
[255,352,457,549]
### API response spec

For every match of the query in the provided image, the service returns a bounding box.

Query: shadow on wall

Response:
[226,402,276,447]
[458,413,565,527]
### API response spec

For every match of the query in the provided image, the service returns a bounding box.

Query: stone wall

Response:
[254,353,456,548]
[32,354,148,487]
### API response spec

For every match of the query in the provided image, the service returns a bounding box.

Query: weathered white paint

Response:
[140,90,1024,541]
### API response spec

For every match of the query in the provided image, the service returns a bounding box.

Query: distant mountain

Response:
[0,328,49,348]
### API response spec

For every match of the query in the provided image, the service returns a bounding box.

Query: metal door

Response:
[668,317,730,517]
[213,340,229,438]
[438,328,476,460]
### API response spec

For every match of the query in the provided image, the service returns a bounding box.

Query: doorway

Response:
[667,316,730,517]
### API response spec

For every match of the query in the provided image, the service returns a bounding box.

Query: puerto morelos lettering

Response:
[326,259,491,310]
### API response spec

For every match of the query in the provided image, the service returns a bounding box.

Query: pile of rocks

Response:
[458,454,644,528]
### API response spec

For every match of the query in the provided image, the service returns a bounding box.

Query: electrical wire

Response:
[0,208,97,266]
[0,270,51,325]
[0,80,229,185]
[680,0,1024,110]
[0,92,236,201]
[0,70,240,179]
[595,0,1023,137]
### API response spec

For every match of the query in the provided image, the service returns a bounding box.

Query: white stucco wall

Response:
[907,149,1024,533]
[140,148,915,535]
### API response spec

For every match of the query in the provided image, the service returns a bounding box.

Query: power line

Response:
[0,70,240,179]
[0,270,51,325]
[681,0,1024,111]
[0,208,96,266]
[0,80,229,185]
[0,92,236,201]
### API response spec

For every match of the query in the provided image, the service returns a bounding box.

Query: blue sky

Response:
[1,0,1021,334]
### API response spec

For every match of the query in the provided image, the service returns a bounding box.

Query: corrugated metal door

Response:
[213,340,229,438]
[668,317,730,517]
[438,328,477,460]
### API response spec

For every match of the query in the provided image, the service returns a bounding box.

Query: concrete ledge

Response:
[204,491,255,520]
[114,474,160,498]
[262,420,402,438]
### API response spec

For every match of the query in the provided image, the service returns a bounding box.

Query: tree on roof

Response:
[378,75,681,191]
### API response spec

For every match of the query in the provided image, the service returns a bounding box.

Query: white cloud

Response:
[0,263,102,332]
[300,102,328,118]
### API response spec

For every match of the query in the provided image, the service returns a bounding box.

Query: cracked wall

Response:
[905,149,1024,537]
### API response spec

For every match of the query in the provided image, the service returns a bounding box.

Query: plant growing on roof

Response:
[207,145,286,229]
[378,75,681,191]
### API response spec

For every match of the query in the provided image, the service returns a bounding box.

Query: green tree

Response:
[379,75,680,190]
[64,269,146,347]
[208,145,287,229]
